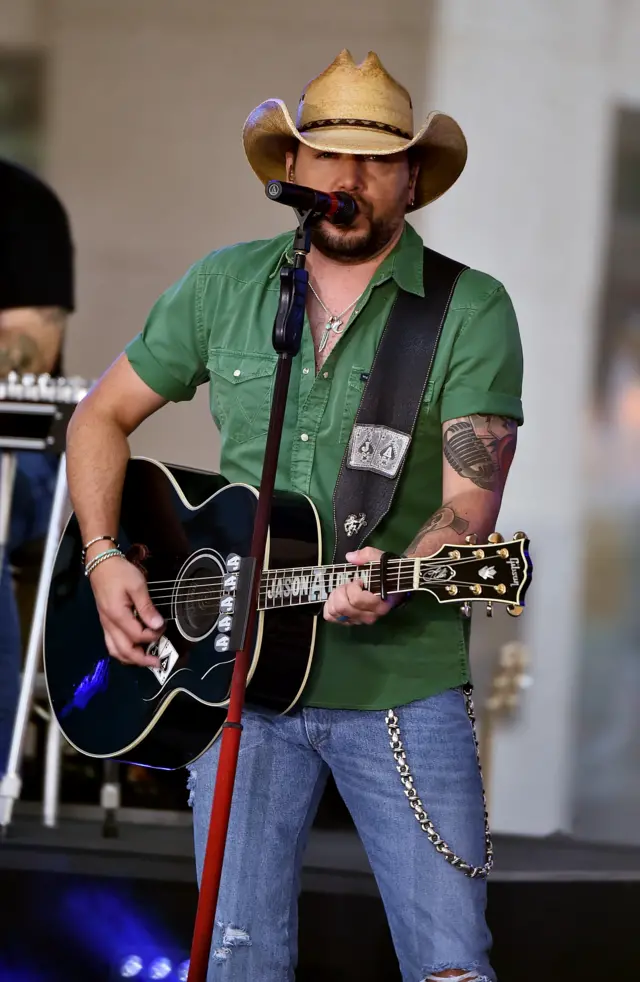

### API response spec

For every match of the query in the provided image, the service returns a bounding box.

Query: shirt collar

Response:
[269,221,425,297]
[372,222,425,297]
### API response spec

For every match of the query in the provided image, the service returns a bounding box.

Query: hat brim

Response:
[242,99,468,210]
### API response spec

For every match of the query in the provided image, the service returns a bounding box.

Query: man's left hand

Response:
[323,547,401,627]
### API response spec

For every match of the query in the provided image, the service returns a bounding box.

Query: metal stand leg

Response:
[0,453,69,832]
[43,713,63,828]
[100,760,121,838]
[0,451,17,571]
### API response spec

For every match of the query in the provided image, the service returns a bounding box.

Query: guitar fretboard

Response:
[258,558,421,610]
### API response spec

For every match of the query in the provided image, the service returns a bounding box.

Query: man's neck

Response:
[306,222,405,289]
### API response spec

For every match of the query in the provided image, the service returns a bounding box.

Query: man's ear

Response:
[285,149,296,182]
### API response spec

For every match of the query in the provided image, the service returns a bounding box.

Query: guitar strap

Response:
[332,246,468,562]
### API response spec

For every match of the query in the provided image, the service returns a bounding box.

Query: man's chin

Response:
[311,223,374,261]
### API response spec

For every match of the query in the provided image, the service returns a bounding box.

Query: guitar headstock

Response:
[416,531,532,617]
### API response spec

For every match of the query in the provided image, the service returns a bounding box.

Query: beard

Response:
[310,198,404,263]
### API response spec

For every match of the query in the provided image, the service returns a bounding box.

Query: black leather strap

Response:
[332,247,468,562]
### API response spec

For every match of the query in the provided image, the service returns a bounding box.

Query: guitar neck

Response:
[257,558,419,610]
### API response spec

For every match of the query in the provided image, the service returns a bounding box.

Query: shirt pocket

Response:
[338,373,437,445]
[339,366,369,445]
[207,348,278,445]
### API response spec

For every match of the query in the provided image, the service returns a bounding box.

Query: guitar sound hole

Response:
[173,550,224,643]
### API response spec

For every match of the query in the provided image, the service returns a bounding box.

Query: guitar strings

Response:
[139,553,501,590]
[144,572,444,605]
[142,566,509,606]
[140,577,498,615]
[141,554,502,602]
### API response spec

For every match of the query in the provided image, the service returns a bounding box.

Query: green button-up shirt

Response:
[125,222,523,710]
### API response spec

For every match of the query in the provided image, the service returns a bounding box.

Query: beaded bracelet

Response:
[84,548,125,578]
[82,535,119,564]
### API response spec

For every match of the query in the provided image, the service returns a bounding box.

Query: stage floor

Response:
[2,805,639,981]
[2,803,640,891]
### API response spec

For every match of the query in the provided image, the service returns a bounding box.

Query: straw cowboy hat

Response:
[242,49,467,211]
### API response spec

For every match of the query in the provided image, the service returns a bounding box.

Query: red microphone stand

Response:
[187,209,314,982]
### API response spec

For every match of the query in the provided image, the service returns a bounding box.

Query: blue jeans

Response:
[188,687,494,981]
[0,451,57,775]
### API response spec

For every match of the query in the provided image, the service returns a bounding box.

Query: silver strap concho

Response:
[385,685,493,879]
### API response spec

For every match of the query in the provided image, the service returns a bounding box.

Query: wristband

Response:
[82,535,119,564]
[85,548,125,578]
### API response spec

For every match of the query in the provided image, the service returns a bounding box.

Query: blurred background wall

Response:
[1,0,639,844]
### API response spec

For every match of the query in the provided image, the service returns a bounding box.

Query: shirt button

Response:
[303,368,310,375]
[300,433,309,442]
[233,369,241,377]
[322,372,330,379]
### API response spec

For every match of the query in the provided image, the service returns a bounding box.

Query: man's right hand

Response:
[88,555,164,667]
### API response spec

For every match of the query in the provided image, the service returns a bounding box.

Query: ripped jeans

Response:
[188,687,495,982]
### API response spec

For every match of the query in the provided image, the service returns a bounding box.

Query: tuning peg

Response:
[460,602,472,619]
[488,533,504,544]
[465,533,478,545]
[507,604,524,617]
[513,531,527,540]
[486,601,493,617]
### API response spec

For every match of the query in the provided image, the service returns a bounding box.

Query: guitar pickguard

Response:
[147,635,180,686]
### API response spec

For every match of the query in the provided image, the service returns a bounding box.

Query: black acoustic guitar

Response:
[43,457,533,770]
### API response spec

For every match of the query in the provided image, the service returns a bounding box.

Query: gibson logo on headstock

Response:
[508,557,521,586]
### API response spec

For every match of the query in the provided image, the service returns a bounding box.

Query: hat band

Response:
[301,117,412,141]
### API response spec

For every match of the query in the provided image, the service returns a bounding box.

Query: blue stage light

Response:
[148,956,172,979]
[120,955,144,977]
[177,960,190,981]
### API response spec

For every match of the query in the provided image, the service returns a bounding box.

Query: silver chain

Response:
[385,685,494,879]
[307,281,365,322]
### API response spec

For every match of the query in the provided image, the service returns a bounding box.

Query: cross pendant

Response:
[318,316,343,352]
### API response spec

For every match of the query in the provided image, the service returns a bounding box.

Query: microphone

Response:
[265,180,358,226]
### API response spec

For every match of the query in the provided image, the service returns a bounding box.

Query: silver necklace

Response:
[308,282,366,352]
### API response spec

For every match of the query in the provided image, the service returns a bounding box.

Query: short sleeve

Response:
[440,283,524,425]
[125,262,209,402]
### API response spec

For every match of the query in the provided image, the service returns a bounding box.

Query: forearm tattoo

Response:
[443,415,517,492]
[406,503,469,554]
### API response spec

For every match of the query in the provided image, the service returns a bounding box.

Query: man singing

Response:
[66,50,523,981]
